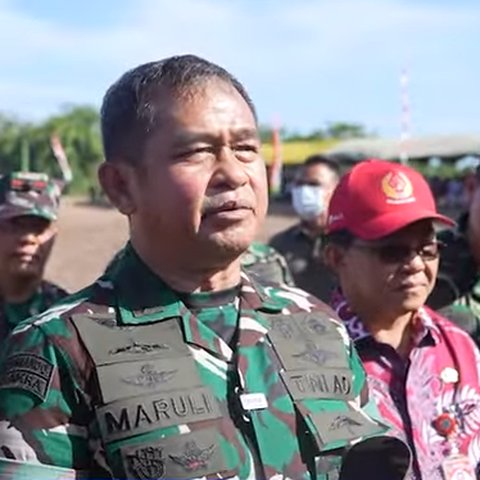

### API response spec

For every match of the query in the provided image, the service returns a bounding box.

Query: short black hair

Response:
[101,54,257,164]
[323,229,355,248]
[303,154,341,176]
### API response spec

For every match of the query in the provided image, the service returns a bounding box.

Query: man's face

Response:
[295,163,338,227]
[0,216,56,282]
[128,81,268,267]
[334,220,439,318]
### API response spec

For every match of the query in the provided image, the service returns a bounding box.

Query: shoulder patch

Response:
[0,353,55,401]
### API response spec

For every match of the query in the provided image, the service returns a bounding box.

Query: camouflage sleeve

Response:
[437,303,480,344]
[242,242,295,287]
[0,318,92,474]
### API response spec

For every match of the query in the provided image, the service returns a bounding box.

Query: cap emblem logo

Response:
[381,171,414,204]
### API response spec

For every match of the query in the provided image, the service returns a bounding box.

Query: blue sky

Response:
[1,0,479,137]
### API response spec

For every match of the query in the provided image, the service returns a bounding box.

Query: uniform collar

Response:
[331,289,441,346]
[110,243,285,326]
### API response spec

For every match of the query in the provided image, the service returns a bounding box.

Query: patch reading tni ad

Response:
[0,353,55,401]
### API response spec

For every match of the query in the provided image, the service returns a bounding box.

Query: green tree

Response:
[0,106,102,193]
[325,122,370,139]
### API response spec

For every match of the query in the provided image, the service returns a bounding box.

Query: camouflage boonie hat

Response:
[0,172,61,221]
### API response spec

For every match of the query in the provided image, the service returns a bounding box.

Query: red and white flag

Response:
[269,123,283,195]
[50,134,73,184]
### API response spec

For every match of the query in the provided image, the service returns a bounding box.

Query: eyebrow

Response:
[172,127,259,147]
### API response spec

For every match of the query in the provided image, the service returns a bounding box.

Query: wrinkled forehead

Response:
[146,82,258,145]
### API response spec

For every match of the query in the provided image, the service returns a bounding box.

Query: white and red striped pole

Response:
[269,118,283,196]
[400,67,411,164]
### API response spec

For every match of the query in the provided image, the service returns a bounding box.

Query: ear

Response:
[323,243,346,274]
[98,161,137,216]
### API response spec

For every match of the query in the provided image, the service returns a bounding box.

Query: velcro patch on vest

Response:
[71,315,189,366]
[310,408,385,449]
[96,386,222,443]
[120,428,230,479]
[268,313,349,370]
[282,367,354,401]
[269,336,349,370]
[269,312,340,341]
[97,356,202,403]
[0,353,54,401]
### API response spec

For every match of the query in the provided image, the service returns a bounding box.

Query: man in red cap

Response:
[324,159,480,480]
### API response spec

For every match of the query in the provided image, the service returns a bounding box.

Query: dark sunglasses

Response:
[351,240,445,264]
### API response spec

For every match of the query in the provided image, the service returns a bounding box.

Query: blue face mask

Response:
[291,185,325,221]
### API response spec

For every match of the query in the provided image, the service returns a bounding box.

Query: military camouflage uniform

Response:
[0,281,67,344]
[241,241,295,286]
[427,213,480,344]
[0,244,410,479]
[0,172,67,344]
[270,226,337,303]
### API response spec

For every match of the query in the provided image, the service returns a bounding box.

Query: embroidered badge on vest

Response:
[126,446,165,480]
[169,440,215,472]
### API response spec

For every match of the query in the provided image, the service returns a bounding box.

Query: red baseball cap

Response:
[326,159,455,240]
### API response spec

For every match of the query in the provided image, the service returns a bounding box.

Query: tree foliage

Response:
[0,106,373,192]
[0,105,103,193]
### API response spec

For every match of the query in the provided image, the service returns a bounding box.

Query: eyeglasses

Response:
[351,240,444,264]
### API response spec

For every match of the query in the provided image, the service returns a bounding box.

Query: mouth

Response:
[397,283,426,292]
[12,250,39,261]
[202,200,253,219]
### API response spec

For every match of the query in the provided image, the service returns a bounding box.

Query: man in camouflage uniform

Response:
[0,55,409,479]
[0,172,67,344]
[270,156,340,302]
[427,167,480,344]
[241,241,294,286]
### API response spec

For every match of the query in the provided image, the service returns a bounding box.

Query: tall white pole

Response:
[400,67,411,164]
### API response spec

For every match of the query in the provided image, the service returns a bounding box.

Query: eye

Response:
[233,143,259,153]
[174,146,215,160]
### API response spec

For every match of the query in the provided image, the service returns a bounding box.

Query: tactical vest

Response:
[71,310,408,480]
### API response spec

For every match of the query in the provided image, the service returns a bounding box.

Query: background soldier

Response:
[270,155,340,302]
[428,164,480,344]
[0,55,409,479]
[0,171,67,343]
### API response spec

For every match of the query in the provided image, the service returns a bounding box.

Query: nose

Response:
[400,251,427,274]
[212,146,249,189]
[16,229,38,245]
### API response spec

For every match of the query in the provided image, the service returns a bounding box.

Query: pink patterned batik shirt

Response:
[332,292,480,480]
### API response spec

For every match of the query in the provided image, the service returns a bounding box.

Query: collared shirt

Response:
[0,243,393,480]
[332,291,480,480]
[270,224,337,303]
[0,281,68,344]
[427,212,480,343]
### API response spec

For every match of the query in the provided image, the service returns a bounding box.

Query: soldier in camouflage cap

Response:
[0,55,410,479]
[0,171,67,344]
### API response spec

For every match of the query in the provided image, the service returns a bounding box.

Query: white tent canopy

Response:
[327,134,480,162]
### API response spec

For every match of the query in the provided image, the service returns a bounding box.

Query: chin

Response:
[11,260,43,277]
[205,223,256,249]
[398,297,427,314]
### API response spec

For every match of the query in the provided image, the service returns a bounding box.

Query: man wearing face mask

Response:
[270,155,340,301]
[0,172,67,345]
